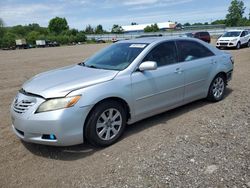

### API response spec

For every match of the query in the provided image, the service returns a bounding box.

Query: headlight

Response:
[36,95,81,113]
[231,38,237,42]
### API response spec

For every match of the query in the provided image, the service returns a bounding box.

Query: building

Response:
[122,22,180,33]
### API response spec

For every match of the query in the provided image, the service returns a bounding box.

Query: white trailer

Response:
[36,40,46,47]
[15,39,27,49]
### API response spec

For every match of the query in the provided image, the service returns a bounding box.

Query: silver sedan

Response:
[10,37,234,146]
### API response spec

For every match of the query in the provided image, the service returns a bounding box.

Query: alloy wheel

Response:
[212,77,225,99]
[96,108,122,141]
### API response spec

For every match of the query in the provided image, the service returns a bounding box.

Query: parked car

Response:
[182,32,211,43]
[216,30,250,49]
[111,38,118,43]
[46,41,60,47]
[96,38,106,43]
[10,37,234,147]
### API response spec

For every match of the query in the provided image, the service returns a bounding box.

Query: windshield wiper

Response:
[78,62,102,69]
[85,64,99,69]
[78,62,85,66]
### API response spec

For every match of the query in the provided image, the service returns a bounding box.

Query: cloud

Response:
[123,0,158,6]
[0,0,232,30]
[71,6,227,30]
[128,0,194,10]
[0,3,65,26]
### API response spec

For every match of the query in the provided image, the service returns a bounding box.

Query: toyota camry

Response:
[10,37,234,147]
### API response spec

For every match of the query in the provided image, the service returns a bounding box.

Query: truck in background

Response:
[15,39,28,49]
[36,40,46,47]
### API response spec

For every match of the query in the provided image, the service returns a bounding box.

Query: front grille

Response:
[220,43,228,46]
[13,100,35,114]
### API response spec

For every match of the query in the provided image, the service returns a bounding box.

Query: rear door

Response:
[176,40,215,102]
[131,41,185,118]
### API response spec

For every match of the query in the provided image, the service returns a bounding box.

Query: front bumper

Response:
[10,93,93,146]
[216,41,237,48]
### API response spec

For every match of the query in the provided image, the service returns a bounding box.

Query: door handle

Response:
[211,60,217,64]
[174,68,183,74]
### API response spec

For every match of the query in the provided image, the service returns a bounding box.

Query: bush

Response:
[1,32,16,48]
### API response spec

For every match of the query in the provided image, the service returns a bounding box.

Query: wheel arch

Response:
[207,71,227,92]
[83,96,131,139]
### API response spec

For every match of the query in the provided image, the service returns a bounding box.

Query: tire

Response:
[236,42,241,49]
[207,74,226,102]
[84,100,126,147]
[247,40,250,48]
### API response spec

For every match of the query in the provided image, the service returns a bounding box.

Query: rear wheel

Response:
[247,40,250,48]
[207,74,226,102]
[84,100,126,147]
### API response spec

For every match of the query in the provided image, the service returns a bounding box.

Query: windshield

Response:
[185,33,194,37]
[83,43,148,70]
[222,31,241,37]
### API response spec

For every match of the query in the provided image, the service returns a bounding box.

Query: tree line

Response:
[184,0,250,27]
[0,0,250,48]
[0,16,125,48]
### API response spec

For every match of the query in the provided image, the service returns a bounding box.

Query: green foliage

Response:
[95,24,104,34]
[0,17,87,48]
[1,32,16,48]
[211,19,226,25]
[85,25,94,34]
[48,17,69,34]
[0,18,4,27]
[111,24,124,33]
[144,23,159,32]
[226,0,246,26]
[76,31,87,42]
[26,31,40,44]
[183,22,191,26]
[11,25,27,37]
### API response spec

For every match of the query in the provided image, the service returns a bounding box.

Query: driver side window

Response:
[142,41,178,67]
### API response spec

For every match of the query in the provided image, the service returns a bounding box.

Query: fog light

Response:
[42,134,57,140]
[50,134,55,140]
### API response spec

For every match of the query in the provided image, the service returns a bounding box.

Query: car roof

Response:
[118,36,190,44]
[226,30,244,32]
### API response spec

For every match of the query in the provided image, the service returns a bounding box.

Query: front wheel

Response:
[84,100,126,147]
[207,74,226,102]
[236,42,241,49]
[247,40,250,48]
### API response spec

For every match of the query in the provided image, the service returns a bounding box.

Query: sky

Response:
[0,0,250,30]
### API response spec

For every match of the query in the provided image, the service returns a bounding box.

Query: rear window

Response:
[200,32,209,37]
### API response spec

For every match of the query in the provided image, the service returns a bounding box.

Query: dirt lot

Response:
[0,42,249,188]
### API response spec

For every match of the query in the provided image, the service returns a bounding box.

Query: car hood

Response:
[23,65,119,98]
[218,37,238,41]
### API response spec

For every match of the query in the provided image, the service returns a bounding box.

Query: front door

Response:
[131,41,185,119]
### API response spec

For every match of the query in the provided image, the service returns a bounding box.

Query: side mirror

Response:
[139,61,157,71]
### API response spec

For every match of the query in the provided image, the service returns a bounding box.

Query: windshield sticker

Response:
[129,44,146,48]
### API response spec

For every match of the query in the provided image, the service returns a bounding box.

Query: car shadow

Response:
[23,88,233,161]
[221,45,249,50]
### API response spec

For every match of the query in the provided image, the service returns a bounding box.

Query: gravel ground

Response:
[0,42,249,188]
